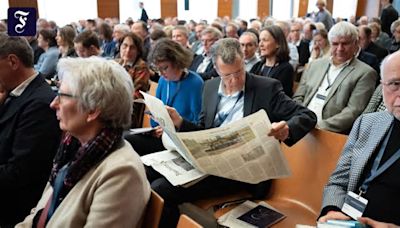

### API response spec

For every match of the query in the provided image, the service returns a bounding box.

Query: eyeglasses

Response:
[151,64,169,74]
[216,67,243,79]
[382,80,400,92]
[55,91,78,102]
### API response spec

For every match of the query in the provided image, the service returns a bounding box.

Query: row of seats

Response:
[142,190,203,228]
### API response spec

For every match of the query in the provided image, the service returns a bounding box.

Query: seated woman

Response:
[124,38,203,155]
[309,29,330,63]
[17,57,150,228]
[35,29,60,79]
[116,32,151,128]
[56,25,77,58]
[252,25,294,97]
[148,38,203,126]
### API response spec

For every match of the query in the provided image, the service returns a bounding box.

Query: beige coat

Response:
[293,57,377,133]
[17,140,151,228]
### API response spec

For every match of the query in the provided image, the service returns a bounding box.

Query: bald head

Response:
[381,51,400,119]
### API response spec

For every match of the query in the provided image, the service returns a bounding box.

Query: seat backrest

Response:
[142,190,164,228]
[267,128,347,215]
[177,214,203,228]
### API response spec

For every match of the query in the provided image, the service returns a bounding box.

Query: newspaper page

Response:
[140,92,290,185]
[177,109,291,184]
[140,91,198,166]
[141,150,206,186]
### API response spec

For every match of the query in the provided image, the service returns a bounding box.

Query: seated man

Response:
[239,31,260,74]
[189,27,222,81]
[149,38,317,227]
[0,33,61,227]
[73,30,102,58]
[293,21,377,134]
[318,51,400,225]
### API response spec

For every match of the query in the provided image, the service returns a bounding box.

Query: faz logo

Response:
[7,8,36,36]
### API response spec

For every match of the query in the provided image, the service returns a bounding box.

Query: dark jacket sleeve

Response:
[264,78,317,146]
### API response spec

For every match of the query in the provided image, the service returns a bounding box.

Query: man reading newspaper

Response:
[147,38,317,227]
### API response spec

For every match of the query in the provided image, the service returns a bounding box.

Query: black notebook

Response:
[237,205,285,228]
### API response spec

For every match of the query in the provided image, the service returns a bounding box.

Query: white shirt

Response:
[10,73,38,97]
[213,82,245,127]
[196,55,211,73]
[244,55,260,72]
[307,58,352,123]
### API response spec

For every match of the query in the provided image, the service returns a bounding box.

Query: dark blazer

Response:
[365,41,389,63]
[252,61,294,97]
[380,4,399,37]
[0,74,61,226]
[189,54,218,81]
[181,73,317,146]
[358,50,380,75]
[297,39,311,66]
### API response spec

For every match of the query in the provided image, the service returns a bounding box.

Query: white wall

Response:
[272,0,293,20]
[332,0,357,19]
[177,0,218,23]
[120,0,161,22]
[307,0,318,15]
[238,0,257,21]
[0,0,9,20]
[37,0,97,27]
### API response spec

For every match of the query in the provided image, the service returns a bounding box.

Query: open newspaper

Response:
[140,92,291,186]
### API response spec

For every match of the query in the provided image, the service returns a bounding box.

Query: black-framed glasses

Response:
[381,80,400,92]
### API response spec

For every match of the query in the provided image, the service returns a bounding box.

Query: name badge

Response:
[316,93,326,100]
[342,191,368,220]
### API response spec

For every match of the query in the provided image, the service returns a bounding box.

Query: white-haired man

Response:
[293,21,377,134]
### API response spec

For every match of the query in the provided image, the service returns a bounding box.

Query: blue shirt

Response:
[151,71,203,127]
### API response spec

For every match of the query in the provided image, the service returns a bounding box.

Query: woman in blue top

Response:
[148,38,203,127]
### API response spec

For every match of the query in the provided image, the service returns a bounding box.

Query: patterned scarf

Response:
[49,127,122,202]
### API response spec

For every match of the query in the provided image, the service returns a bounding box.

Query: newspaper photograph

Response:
[140,93,291,186]
[177,110,291,184]
[141,150,206,186]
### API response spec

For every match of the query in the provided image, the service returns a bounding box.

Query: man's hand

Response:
[358,217,399,228]
[165,106,183,129]
[318,211,351,222]
[268,121,289,141]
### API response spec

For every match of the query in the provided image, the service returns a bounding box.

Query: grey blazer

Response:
[321,111,394,209]
[293,57,377,134]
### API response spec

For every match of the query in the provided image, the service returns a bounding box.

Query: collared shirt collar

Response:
[10,72,38,97]
[329,56,352,69]
[244,54,259,64]
[217,80,245,98]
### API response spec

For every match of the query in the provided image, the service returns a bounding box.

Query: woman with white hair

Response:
[17,57,150,228]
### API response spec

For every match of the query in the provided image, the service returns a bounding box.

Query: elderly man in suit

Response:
[293,21,378,134]
[0,34,61,227]
[149,38,317,227]
[318,49,400,227]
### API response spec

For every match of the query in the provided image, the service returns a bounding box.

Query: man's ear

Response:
[87,108,101,122]
[8,54,20,70]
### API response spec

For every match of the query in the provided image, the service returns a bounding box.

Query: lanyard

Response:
[215,91,243,127]
[166,81,181,107]
[359,123,400,194]
[324,63,347,91]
